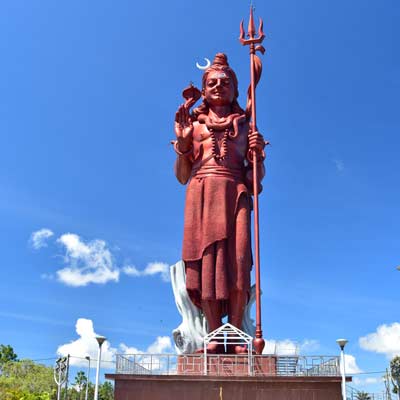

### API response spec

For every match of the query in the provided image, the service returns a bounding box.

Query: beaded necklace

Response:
[208,127,229,161]
[197,113,246,162]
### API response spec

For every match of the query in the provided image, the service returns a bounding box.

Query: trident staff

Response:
[239,6,267,355]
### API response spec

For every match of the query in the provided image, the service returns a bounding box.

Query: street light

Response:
[94,336,106,400]
[84,356,90,400]
[336,338,348,400]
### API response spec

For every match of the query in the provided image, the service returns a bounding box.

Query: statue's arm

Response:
[174,152,193,185]
[245,160,265,194]
[254,161,266,181]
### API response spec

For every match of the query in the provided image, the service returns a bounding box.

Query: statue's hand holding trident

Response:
[248,130,266,156]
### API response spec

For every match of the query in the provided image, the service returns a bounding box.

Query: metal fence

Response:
[115,354,340,377]
[347,386,389,400]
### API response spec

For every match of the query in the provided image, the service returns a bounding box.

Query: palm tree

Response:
[74,370,88,400]
[355,391,371,400]
[391,356,400,400]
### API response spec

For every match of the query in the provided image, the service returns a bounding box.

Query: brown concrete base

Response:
[106,373,347,400]
[177,354,277,376]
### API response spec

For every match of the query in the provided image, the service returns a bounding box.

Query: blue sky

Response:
[0,0,399,393]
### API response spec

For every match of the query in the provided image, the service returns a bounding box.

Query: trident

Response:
[239,6,266,355]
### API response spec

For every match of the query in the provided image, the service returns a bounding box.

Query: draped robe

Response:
[181,114,253,314]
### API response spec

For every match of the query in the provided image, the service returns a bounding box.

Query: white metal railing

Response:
[115,354,340,377]
[347,386,388,400]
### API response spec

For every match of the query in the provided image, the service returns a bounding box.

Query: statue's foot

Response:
[194,341,225,354]
[208,341,225,354]
[226,344,248,354]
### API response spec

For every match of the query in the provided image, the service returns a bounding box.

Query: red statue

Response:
[173,52,266,354]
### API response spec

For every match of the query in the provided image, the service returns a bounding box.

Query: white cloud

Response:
[119,343,141,354]
[57,318,116,368]
[30,228,54,249]
[118,336,173,355]
[299,339,320,353]
[333,158,345,172]
[147,336,173,354]
[32,229,170,286]
[143,262,170,282]
[341,354,363,375]
[123,262,170,282]
[263,339,300,356]
[263,339,319,355]
[122,265,141,277]
[353,376,382,386]
[359,322,400,359]
[56,234,119,287]
[57,318,173,368]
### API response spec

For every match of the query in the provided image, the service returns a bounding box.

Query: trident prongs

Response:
[258,18,264,39]
[248,4,256,38]
[239,20,245,42]
[239,6,265,46]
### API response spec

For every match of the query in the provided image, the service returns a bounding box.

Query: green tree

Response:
[63,386,79,400]
[355,391,371,400]
[98,381,113,400]
[0,345,18,371]
[75,371,87,398]
[65,379,95,400]
[391,356,400,397]
[0,359,56,399]
[86,382,95,400]
[74,371,88,400]
[1,389,52,400]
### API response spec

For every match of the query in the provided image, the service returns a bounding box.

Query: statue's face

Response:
[203,70,235,107]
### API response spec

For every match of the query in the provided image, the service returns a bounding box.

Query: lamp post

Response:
[336,338,348,400]
[84,356,90,400]
[94,336,106,400]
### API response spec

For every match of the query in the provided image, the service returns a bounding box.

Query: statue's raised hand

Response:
[174,104,193,152]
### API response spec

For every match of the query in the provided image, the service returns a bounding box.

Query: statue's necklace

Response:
[208,127,229,161]
[204,114,236,161]
[198,113,246,162]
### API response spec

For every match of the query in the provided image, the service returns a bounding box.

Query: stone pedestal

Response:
[106,373,347,400]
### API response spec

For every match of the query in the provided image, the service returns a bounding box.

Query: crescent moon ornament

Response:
[196,58,211,70]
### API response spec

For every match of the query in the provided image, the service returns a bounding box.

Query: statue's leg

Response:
[201,241,224,332]
[227,290,248,354]
[226,193,252,354]
[201,299,224,353]
[201,299,222,331]
[228,290,247,328]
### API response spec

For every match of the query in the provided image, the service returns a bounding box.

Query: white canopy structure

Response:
[203,323,253,375]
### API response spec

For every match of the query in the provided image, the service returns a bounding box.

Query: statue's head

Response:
[193,53,244,118]
[201,53,239,100]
